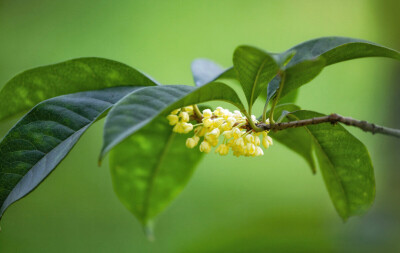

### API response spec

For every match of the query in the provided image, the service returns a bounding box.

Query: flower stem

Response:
[193,105,203,119]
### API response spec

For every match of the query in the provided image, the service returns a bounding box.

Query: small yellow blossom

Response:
[179,111,190,122]
[167,105,273,157]
[203,118,213,127]
[202,109,212,118]
[199,141,211,153]
[167,114,179,125]
[186,136,199,148]
[215,144,229,156]
[171,109,181,115]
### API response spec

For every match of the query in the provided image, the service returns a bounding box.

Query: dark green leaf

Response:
[277,89,299,105]
[109,116,203,228]
[100,82,244,159]
[0,57,158,122]
[274,37,400,101]
[278,57,326,99]
[0,87,138,218]
[286,36,400,67]
[191,59,226,86]
[290,110,375,220]
[267,104,316,173]
[233,46,279,109]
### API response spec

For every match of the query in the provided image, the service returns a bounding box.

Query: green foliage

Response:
[276,57,326,101]
[109,116,203,228]
[286,37,400,67]
[289,111,375,220]
[267,37,400,102]
[100,83,244,159]
[0,36,399,232]
[0,57,158,122]
[0,87,137,218]
[267,104,316,173]
[191,59,227,86]
[233,46,278,110]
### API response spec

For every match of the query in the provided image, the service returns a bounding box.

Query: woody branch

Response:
[256,113,400,138]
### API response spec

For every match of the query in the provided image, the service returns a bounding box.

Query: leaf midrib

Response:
[289,115,349,217]
[302,124,350,217]
[142,130,176,223]
[249,57,269,108]
[0,97,114,214]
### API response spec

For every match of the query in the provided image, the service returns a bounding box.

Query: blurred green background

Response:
[1,0,400,252]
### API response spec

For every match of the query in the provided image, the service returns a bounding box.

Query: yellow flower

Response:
[255,147,264,156]
[167,114,179,125]
[199,141,211,153]
[202,109,212,118]
[222,130,233,139]
[232,128,243,139]
[262,136,271,149]
[186,136,199,148]
[216,144,229,156]
[171,108,181,115]
[203,118,213,128]
[246,143,256,155]
[179,111,190,122]
[182,123,193,133]
[168,105,273,157]
[183,106,194,113]
[245,134,254,144]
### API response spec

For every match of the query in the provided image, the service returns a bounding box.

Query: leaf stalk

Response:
[267,72,286,124]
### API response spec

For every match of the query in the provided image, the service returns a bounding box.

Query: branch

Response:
[257,113,400,138]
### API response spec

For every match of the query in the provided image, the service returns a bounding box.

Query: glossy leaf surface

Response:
[101,82,244,159]
[0,87,138,218]
[0,57,158,122]
[191,59,227,86]
[290,110,375,220]
[268,104,316,173]
[109,116,203,227]
[233,46,279,109]
[269,37,400,101]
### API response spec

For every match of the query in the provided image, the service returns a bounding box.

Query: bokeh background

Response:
[1,0,400,252]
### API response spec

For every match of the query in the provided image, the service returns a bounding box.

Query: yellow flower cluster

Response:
[167,106,273,157]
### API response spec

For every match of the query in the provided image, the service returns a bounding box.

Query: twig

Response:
[257,113,400,138]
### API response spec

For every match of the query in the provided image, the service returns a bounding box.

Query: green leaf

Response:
[277,89,299,105]
[0,87,139,219]
[286,36,400,67]
[267,104,316,173]
[289,110,375,220]
[271,37,400,102]
[233,46,279,110]
[100,82,244,159]
[191,59,226,86]
[278,57,326,100]
[0,57,158,122]
[109,116,203,228]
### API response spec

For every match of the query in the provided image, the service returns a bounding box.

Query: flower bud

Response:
[245,134,254,144]
[171,108,181,115]
[184,106,193,113]
[167,114,179,125]
[182,123,193,133]
[216,144,229,156]
[202,109,212,118]
[179,111,190,122]
[199,141,211,153]
[186,138,197,148]
[203,118,213,128]
[262,137,270,149]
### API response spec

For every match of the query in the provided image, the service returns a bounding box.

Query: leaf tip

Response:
[143,222,155,242]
